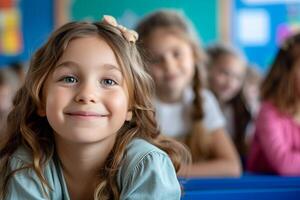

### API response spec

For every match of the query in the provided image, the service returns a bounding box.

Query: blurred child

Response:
[0,16,190,199]
[242,65,262,147]
[137,10,241,177]
[243,65,262,116]
[207,44,251,162]
[10,62,26,84]
[248,32,300,175]
[0,67,20,131]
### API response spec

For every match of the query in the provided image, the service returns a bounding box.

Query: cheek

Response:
[150,66,164,81]
[183,51,195,74]
[228,77,243,93]
[45,87,71,114]
[106,90,129,118]
[184,60,195,78]
[213,72,227,88]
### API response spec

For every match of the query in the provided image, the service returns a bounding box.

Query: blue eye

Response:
[101,79,117,86]
[62,76,78,83]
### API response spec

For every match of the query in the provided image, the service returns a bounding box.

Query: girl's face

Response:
[41,36,131,144]
[146,28,195,102]
[209,54,246,102]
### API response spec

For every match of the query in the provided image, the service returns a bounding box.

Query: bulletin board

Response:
[0,0,54,66]
[71,0,218,45]
[231,0,300,72]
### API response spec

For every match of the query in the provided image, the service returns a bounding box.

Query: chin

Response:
[62,132,112,144]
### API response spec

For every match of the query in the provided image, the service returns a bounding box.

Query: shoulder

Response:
[258,101,285,121]
[117,138,181,200]
[201,89,222,113]
[260,101,278,113]
[126,138,168,161]
[118,138,171,178]
[8,146,34,173]
[201,89,219,106]
[10,146,32,163]
[201,88,214,99]
[6,146,64,200]
[255,101,294,132]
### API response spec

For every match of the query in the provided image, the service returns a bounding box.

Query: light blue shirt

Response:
[5,138,181,199]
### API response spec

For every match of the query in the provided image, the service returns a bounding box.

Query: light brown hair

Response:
[261,32,300,114]
[0,20,190,199]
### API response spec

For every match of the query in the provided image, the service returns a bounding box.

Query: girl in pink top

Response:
[247,32,300,175]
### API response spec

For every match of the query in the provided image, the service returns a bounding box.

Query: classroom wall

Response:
[71,0,218,45]
[231,0,300,72]
[2,0,299,73]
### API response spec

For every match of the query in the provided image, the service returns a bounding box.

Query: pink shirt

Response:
[247,101,300,175]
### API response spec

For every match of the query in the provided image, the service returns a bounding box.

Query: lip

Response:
[65,111,107,118]
[165,74,178,81]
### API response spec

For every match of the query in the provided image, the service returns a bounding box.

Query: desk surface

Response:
[180,174,300,200]
[182,188,300,200]
[180,174,300,190]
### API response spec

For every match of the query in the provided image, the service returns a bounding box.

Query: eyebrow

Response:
[55,61,122,72]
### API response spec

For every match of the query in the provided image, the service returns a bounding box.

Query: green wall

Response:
[71,0,218,45]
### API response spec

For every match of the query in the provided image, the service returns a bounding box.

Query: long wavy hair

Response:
[136,10,211,161]
[0,20,190,199]
[261,32,300,115]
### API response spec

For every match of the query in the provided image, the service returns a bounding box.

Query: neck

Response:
[55,135,116,200]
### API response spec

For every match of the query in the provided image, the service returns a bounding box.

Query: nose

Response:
[223,74,233,88]
[162,54,176,73]
[75,81,99,104]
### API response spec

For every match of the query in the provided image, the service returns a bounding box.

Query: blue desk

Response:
[181,175,300,190]
[182,188,300,200]
[180,174,300,200]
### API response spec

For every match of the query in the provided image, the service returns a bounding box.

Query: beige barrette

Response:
[102,15,138,43]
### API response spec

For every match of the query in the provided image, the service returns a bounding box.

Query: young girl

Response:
[247,32,300,175]
[0,67,20,132]
[242,65,262,117]
[136,10,241,177]
[206,44,252,164]
[0,15,189,199]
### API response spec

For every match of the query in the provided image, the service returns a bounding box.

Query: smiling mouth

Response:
[165,74,178,81]
[65,111,108,118]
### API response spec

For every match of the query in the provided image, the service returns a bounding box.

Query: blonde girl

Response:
[137,10,241,177]
[0,16,189,200]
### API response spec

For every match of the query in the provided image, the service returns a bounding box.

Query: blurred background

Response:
[1,0,300,72]
[2,1,300,198]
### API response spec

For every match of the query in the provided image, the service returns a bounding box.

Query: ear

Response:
[125,110,132,121]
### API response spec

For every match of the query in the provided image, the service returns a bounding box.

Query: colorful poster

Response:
[0,0,23,55]
[0,0,14,8]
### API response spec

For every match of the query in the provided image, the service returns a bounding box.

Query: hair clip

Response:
[102,15,138,43]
